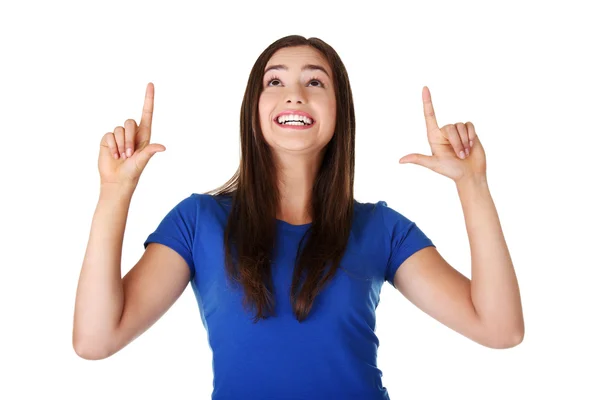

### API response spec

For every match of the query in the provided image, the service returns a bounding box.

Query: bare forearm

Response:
[456,176,524,345]
[73,184,135,357]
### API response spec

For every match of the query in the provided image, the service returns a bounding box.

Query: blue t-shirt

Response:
[144,193,435,400]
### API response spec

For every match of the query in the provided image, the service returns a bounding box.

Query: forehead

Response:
[266,46,332,75]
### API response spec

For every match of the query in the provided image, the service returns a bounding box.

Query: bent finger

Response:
[124,119,138,157]
[114,126,126,159]
[101,132,120,160]
[446,125,466,159]
[455,123,470,156]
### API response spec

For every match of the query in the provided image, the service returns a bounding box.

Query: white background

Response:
[1,0,598,399]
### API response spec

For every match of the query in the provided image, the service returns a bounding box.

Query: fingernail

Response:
[126,148,132,157]
[121,152,126,159]
[470,140,473,147]
[459,150,465,159]
[465,147,470,156]
[114,153,119,160]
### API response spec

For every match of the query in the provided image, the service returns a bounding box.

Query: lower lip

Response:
[274,121,315,130]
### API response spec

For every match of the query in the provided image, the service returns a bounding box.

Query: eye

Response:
[308,77,325,88]
[265,75,326,88]
[266,75,282,87]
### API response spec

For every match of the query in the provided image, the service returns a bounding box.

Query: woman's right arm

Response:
[73,83,190,360]
[73,185,191,360]
[72,184,131,359]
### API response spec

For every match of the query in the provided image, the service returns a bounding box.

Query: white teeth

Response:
[277,114,313,125]
[283,121,305,126]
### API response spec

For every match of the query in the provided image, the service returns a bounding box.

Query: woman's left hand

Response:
[399,86,487,184]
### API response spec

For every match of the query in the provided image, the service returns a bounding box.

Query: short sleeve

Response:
[143,194,198,279]
[380,201,436,287]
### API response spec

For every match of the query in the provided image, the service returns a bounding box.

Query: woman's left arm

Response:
[395,86,524,348]
[456,175,524,345]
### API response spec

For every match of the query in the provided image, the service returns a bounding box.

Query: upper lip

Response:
[274,109,315,122]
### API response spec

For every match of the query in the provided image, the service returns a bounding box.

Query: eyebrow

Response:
[263,64,330,78]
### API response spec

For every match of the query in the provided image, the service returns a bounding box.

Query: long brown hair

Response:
[205,35,356,323]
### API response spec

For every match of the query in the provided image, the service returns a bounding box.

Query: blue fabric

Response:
[144,193,435,400]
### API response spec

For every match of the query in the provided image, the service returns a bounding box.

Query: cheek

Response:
[258,95,275,123]
[257,104,269,127]
[324,99,336,128]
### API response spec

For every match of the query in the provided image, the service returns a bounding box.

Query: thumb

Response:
[399,153,435,169]
[136,143,166,169]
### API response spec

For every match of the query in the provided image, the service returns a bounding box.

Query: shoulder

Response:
[173,192,232,213]
[353,199,414,232]
[152,193,214,228]
[376,200,433,253]
[376,200,415,231]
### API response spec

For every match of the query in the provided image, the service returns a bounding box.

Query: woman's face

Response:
[258,45,336,157]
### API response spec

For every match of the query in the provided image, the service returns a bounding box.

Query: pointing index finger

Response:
[422,86,439,133]
[140,82,154,135]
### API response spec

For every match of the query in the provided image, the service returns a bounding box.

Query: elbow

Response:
[480,312,525,349]
[487,329,525,349]
[73,341,108,361]
[72,334,112,361]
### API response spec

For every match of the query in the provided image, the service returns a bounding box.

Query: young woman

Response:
[73,35,524,399]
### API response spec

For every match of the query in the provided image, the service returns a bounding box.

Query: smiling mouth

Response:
[276,120,314,126]
[274,119,315,130]
[274,112,315,126]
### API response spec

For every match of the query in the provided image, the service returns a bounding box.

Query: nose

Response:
[285,83,306,104]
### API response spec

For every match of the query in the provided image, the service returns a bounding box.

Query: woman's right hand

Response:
[98,82,166,189]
